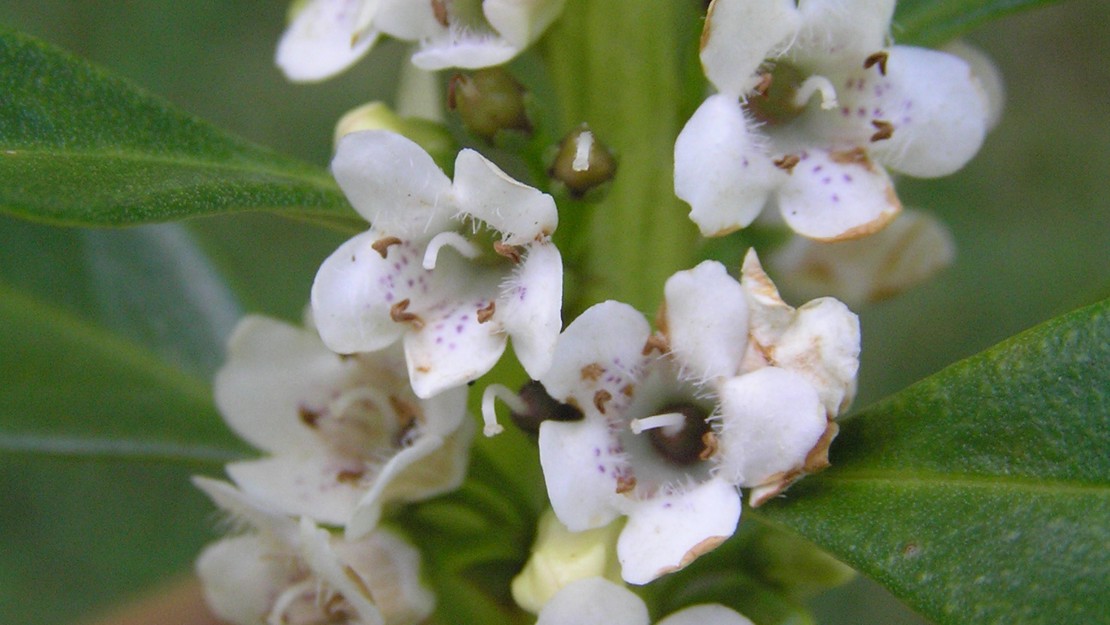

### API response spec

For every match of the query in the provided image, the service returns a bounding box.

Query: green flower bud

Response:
[448,68,532,142]
[549,124,618,197]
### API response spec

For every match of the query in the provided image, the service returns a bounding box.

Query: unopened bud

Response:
[549,124,617,197]
[334,102,454,167]
[448,68,532,141]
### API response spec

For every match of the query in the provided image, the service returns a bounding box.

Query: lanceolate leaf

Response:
[894,0,1069,46]
[756,298,1109,625]
[0,28,357,227]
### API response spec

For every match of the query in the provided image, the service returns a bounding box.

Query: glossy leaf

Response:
[756,298,1109,625]
[893,0,1070,45]
[0,28,357,227]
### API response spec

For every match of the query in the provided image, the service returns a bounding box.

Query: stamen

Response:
[481,384,528,437]
[432,0,450,27]
[390,299,425,329]
[864,51,889,75]
[371,236,402,258]
[793,75,839,110]
[593,389,613,414]
[642,334,669,355]
[753,72,773,97]
[870,119,894,142]
[476,300,496,323]
[493,241,523,263]
[423,231,481,269]
[630,412,686,436]
[773,154,801,173]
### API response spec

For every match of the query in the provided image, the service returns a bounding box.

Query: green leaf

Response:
[894,0,1071,46]
[756,298,1109,625]
[0,28,357,227]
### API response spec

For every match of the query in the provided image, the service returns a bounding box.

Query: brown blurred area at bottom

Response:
[79,577,223,625]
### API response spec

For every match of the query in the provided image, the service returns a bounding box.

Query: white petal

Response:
[371,0,442,40]
[663,261,748,380]
[403,279,507,398]
[191,476,298,543]
[776,148,900,241]
[700,0,801,96]
[715,367,826,487]
[657,604,755,625]
[791,0,895,73]
[617,478,741,585]
[675,95,782,237]
[830,46,991,178]
[539,301,649,416]
[498,243,563,379]
[739,249,795,354]
[276,0,379,82]
[538,418,624,532]
[773,298,860,417]
[412,34,520,70]
[943,41,1005,131]
[196,535,294,625]
[484,0,567,48]
[536,577,649,625]
[453,148,559,244]
[224,455,367,526]
[298,519,385,625]
[333,529,436,625]
[214,316,340,454]
[332,130,454,237]
[767,208,956,305]
[310,231,417,354]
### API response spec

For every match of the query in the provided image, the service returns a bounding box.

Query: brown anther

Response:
[699,431,719,461]
[870,119,894,142]
[773,154,801,173]
[390,299,425,329]
[493,241,522,263]
[336,468,366,483]
[593,389,613,414]
[476,301,496,323]
[580,363,604,381]
[431,0,450,27]
[371,236,403,258]
[621,384,635,397]
[298,404,322,428]
[863,51,889,75]
[389,395,420,429]
[642,334,669,356]
[753,72,774,96]
[829,146,869,166]
[615,474,637,494]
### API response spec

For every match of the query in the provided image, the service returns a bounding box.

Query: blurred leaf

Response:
[757,298,1109,625]
[0,28,357,227]
[894,0,1070,45]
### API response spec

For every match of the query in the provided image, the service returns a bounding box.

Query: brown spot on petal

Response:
[870,119,894,142]
[476,301,496,323]
[654,535,728,578]
[863,51,889,75]
[803,420,839,474]
[371,236,402,258]
[773,154,801,173]
[699,0,718,52]
[813,196,901,242]
[593,389,613,414]
[581,363,604,381]
[337,468,366,483]
[390,299,425,329]
[298,404,323,428]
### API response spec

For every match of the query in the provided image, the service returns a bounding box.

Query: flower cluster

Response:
[192,0,1001,622]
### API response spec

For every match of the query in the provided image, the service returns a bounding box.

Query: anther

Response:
[699,431,719,461]
[864,51,889,75]
[753,72,773,97]
[774,154,801,173]
[870,120,894,142]
[298,404,322,428]
[432,0,450,27]
[372,236,402,258]
[593,389,613,414]
[390,299,425,329]
[642,334,669,355]
[476,301,496,323]
[615,474,637,494]
[336,468,365,483]
[580,363,604,381]
[493,241,522,263]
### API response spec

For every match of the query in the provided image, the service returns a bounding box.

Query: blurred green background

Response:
[0,1,1106,624]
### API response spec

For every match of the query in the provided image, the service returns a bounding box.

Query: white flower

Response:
[536,577,754,625]
[193,477,434,625]
[312,130,562,398]
[767,208,956,305]
[214,315,474,540]
[276,0,566,81]
[675,0,994,240]
[532,255,857,584]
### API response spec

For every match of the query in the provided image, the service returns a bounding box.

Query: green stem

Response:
[543,0,704,315]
